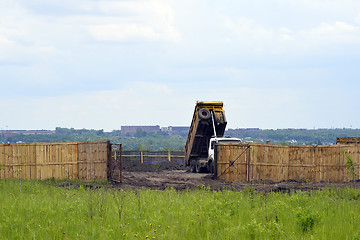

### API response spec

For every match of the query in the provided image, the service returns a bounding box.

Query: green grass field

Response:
[1,179,360,239]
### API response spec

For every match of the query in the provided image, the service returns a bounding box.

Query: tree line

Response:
[227,128,360,145]
[2,127,186,151]
[2,127,360,151]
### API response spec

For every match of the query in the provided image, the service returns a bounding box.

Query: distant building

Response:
[120,125,190,136]
[226,128,260,134]
[0,130,55,137]
[166,126,190,135]
[121,126,160,136]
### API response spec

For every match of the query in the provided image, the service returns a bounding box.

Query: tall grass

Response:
[0,180,360,239]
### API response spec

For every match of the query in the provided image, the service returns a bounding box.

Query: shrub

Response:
[295,208,319,233]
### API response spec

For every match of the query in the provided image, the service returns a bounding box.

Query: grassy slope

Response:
[0,180,360,239]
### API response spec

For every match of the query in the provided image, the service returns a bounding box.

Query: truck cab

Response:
[208,137,243,160]
[203,137,242,173]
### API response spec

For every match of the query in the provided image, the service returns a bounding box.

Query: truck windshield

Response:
[211,139,241,149]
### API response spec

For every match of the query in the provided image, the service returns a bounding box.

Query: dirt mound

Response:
[55,160,360,192]
[122,160,188,172]
[117,171,360,192]
[118,160,360,191]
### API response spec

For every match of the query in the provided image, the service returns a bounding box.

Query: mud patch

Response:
[57,160,360,192]
[115,170,360,192]
[122,160,187,172]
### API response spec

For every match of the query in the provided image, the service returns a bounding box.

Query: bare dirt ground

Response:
[115,161,360,192]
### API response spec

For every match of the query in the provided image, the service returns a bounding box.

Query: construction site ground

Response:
[117,160,360,192]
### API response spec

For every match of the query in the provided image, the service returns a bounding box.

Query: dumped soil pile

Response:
[117,160,360,192]
[57,160,360,192]
[119,170,360,192]
[122,160,187,172]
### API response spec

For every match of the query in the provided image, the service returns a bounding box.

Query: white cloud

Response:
[86,1,180,42]
[0,81,176,130]
[0,0,180,67]
[1,0,360,130]
[274,21,360,55]
[280,28,294,41]
[0,33,15,47]
[96,1,172,16]
[0,5,72,65]
[222,17,274,44]
[93,82,172,107]
[88,23,158,42]
[0,26,24,57]
[221,15,360,56]
[292,0,359,9]
[299,21,359,43]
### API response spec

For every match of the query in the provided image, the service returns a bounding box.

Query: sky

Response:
[1,0,360,131]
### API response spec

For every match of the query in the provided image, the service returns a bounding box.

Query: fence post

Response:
[107,142,112,181]
[168,151,171,162]
[140,151,143,164]
[247,147,251,182]
[119,145,122,182]
[110,150,116,181]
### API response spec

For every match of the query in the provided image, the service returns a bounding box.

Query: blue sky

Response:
[1,0,360,131]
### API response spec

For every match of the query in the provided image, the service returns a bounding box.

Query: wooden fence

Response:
[0,141,111,181]
[215,143,360,182]
[122,151,184,164]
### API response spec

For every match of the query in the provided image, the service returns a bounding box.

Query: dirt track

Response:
[116,161,360,192]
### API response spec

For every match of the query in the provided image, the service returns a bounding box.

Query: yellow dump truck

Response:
[184,101,242,173]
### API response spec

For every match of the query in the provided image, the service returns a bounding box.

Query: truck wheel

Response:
[198,108,211,120]
[195,162,201,173]
[208,161,214,174]
[196,162,205,173]
[190,161,197,173]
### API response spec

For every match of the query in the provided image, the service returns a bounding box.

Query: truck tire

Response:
[190,161,197,173]
[198,108,211,120]
[196,161,206,173]
[208,161,214,174]
[196,161,202,173]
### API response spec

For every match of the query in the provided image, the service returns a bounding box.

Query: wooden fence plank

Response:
[63,144,69,179]
[99,142,108,180]
[24,145,29,179]
[216,143,360,182]
[86,143,91,181]
[0,145,4,179]
[8,145,13,179]
[12,145,19,179]
[72,144,78,179]
[0,141,109,181]
[79,142,87,180]
[59,144,63,179]
[30,144,36,180]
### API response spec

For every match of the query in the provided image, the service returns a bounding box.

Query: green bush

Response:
[295,208,319,233]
